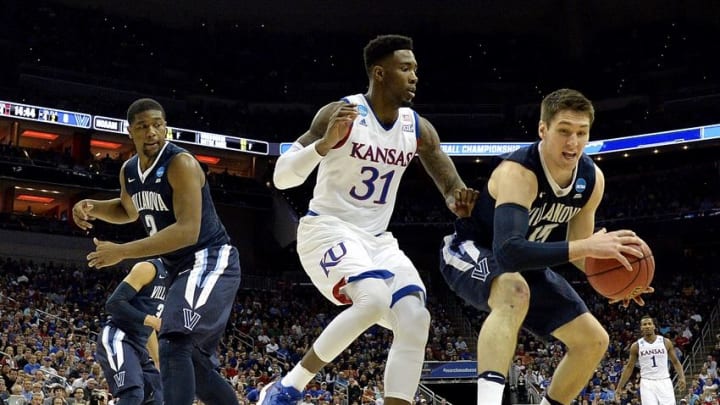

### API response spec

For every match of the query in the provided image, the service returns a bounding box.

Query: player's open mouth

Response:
[407,89,416,98]
[562,152,577,160]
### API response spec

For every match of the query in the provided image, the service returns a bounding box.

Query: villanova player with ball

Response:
[616,315,686,405]
[440,88,654,405]
[266,34,466,405]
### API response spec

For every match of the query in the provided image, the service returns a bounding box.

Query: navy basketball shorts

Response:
[97,325,162,401]
[160,244,242,355]
[439,234,588,336]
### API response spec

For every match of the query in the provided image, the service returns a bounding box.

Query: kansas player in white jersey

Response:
[265,35,466,405]
[616,315,686,405]
[440,89,652,405]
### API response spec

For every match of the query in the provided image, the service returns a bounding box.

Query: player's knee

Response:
[131,261,156,273]
[400,298,430,328]
[393,296,430,349]
[567,325,609,358]
[489,273,530,311]
[592,328,610,354]
[397,304,430,347]
[346,278,392,320]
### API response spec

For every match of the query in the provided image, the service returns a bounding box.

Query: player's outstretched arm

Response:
[416,116,466,214]
[273,101,357,189]
[72,164,138,230]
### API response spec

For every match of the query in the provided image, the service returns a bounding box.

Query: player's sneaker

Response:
[258,380,302,405]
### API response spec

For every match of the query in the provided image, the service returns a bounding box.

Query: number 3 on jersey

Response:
[349,166,396,204]
[144,214,158,235]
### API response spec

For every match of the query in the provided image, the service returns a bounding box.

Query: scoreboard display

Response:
[4,98,719,158]
[0,100,91,129]
[90,115,269,155]
[170,127,269,155]
[0,100,269,156]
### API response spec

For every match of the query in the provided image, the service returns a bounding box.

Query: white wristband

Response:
[272,141,324,189]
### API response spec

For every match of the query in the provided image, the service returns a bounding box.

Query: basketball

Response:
[585,239,655,301]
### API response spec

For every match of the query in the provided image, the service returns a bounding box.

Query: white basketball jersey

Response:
[308,94,419,235]
[637,335,670,380]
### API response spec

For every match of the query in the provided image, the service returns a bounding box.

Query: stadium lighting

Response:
[21,130,59,140]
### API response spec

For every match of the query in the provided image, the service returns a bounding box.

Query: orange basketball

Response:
[585,239,655,301]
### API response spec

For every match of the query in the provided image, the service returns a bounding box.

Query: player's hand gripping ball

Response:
[586,237,654,306]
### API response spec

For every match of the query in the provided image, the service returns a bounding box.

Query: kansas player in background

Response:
[72,98,242,405]
[96,260,166,405]
[266,35,465,405]
[440,88,654,405]
[615,315,686,405]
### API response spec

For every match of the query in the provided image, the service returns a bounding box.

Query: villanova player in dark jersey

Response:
[439,89,652,405]
[72,98,241,405]
[96,260,166,405]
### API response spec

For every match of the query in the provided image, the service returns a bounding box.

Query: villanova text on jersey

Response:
[473,141,596,247]
[131,191,170,212]
[150,285,167,301]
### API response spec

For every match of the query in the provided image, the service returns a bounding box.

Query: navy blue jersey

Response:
[123,142,231,270]
[472,141,597,247]
[108,259,167,350]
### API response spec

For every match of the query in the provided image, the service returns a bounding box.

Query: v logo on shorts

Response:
[113,371,126,388]
[320,242,348,277]
[183,308,202,330]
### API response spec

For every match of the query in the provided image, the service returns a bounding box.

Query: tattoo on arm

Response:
[417,117,465,197]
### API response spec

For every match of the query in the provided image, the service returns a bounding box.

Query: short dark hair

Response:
[363,34,413,75]
[540,88,595,127]
[640,314,655,324]
[126,98,165,124]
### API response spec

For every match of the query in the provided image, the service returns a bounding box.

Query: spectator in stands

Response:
[706,356,718,379]
[686,387,700,405]
[8,382,26,405]
[0,379,9,403]
[68,387,87,405]
[42,384,66,405]
[23,355,40,375]
[30,392,44,405]
[299,393,313,405]
[20,379,33,402]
